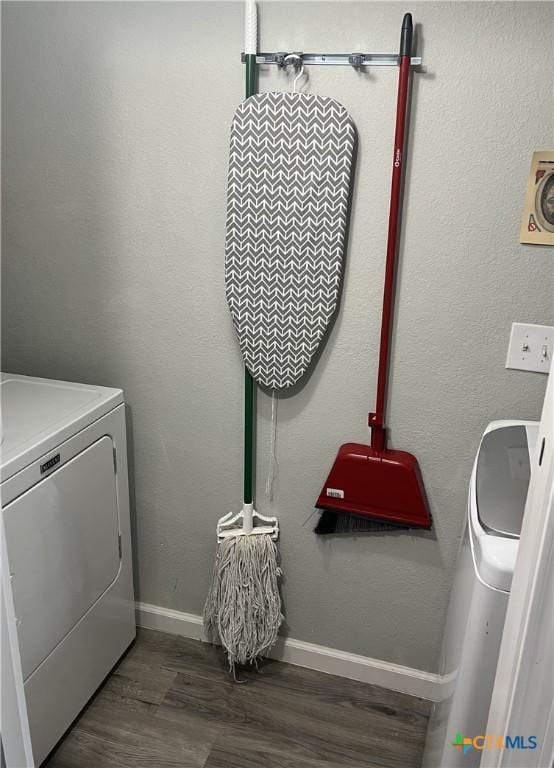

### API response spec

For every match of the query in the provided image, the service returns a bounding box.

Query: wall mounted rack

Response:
[241,52,422,68]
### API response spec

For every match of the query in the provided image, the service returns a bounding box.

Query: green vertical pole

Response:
[243,53,256,505]
[245,53,256,101]
[243,370,254,504]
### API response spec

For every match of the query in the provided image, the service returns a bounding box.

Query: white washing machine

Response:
[423,420,538,768]
[1,373,136,767]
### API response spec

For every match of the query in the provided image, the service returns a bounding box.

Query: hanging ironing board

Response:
[225,91,356,389]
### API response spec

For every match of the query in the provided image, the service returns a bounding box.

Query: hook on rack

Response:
[283,53,304,70]
[349,53,365,68]
[284,53,306,92]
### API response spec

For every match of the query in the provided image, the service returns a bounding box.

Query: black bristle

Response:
[313,509,340,534]
[314,509,414,535]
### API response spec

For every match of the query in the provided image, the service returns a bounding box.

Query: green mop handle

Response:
[243,0,257,506]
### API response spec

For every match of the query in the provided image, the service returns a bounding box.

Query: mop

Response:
[204,0,356,669]
[203,0,281,672]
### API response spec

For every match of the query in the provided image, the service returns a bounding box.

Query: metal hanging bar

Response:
[241,52,422,67]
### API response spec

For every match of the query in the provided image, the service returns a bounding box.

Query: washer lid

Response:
[1,373,123,482]
[469,420,538,592]
[476,424,535,538]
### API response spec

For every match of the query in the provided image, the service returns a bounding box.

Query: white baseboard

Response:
[136,602,205,641]
[135,601,443,701]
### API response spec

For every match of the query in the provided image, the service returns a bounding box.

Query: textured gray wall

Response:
[2,1,553,672]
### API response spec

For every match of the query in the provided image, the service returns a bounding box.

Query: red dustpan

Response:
[315,13,431,532]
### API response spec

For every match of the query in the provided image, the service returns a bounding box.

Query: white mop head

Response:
[203,534,282,670]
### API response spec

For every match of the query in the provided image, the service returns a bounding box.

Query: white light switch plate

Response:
[506,323,554,373]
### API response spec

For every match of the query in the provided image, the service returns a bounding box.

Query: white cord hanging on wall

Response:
[265,391,278,501]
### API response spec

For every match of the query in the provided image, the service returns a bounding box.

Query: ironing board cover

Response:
[225,91,356,389]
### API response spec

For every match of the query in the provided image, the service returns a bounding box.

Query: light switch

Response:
[506,323,553,373]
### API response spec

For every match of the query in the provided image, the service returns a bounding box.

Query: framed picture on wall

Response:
[520,151,554,246]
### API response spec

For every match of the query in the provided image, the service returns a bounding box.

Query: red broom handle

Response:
[370,13,413,452]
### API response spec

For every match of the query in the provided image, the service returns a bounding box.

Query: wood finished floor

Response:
[44,628,431,768]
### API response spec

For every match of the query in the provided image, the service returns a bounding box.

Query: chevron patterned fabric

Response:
[225,91,356,389]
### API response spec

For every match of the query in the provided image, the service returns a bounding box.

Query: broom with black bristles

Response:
[314,13,432,536]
